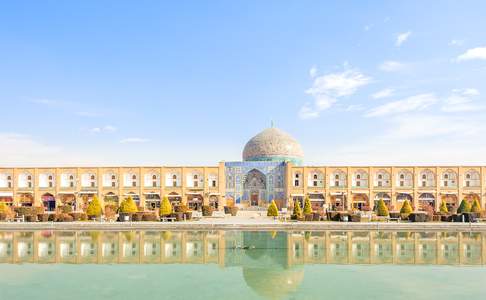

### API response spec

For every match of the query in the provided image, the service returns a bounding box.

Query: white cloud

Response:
[309,66,318,78]
[119,137,150,144]
[344,104,364,112]
[298,103,320,119]
[449,39,464,47]
[365,93,438,117]
[395,31,411,47]
[299,67,372,119]
[371,88,395,99]
[306,69,372,98]
[379,60,406,72]
[89,125,117,134]
[457,46,486,61]
[76,111,103,118]
[442,88,484,112]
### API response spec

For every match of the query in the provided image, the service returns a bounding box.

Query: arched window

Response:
[48,175,54,188]
[331,170,346,187]
[69,175,75,187]
[396,170,412,188]
[90,175,96,187]
[464,170,480,187]
[293,172,302,187]
[374,170,391,187]
[152,174,157,187]
[172,174,178,187]
[353,170,368,188]
[419,170,435,187]
[308,171,324,187]
[7,175,12,188]
[441,170,457,187]
[111,175,116,187]
[132,174,137,187]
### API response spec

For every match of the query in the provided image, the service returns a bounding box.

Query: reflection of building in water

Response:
[1,230,486,299]
[1,231,485,266]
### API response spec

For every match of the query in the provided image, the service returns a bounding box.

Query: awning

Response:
[186,192,203,195]
[351,191,368,194]
[58,191,76,195]
[17,191,34,194]
[167,194,181,198]
[330,192,346,196]
[290,194,304,197]
[143,192,160,195]
[440,192,457,195]
[123,193,139,196]
[78,191,97,195]
[209,192,220,196]
[307,191,324,195]
[0,192,13,197]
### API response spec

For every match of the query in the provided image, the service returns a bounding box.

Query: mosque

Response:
[0,126,484,212]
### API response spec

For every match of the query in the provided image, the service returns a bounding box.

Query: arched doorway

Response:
[374,192,391,210]
[397,193,413,209]
[419,193,435,211]
[167,192,182,207]
[244,169,266,207]
[187,194,203,211]
[352,193,370,211]
[41,193,56,212]
[441,194,458,212]
[18,193,34,207]
[59,193,76,211]
[144,193,160,211]
[104,192,119,206]
[209,195,219,210]
[0,192,13,206]
[308,193,325,211]
[330,193,347,211]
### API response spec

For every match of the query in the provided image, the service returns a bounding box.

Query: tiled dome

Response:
[242,127,304,164]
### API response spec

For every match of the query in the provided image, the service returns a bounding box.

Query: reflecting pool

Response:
[1,230,486,299]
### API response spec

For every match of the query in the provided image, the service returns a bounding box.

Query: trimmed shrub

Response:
[33,206,45,215]
[457,199,471,214]
[120,196,138,214]
[292,201,303,220]
[202,205,213,217]
[471,198,482,213]
[303,197,312,215]
[267,200,279,217]
[160,196,173,216]
[86,195,102,218]
[376,199,389,217]
[400,200,413,214]
[38,214,49,222]
[439,201,448,214]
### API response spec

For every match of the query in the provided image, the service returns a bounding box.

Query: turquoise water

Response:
[0,230,485,299]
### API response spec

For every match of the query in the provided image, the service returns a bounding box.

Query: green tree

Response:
[439,201,449,214]
[267,200,279,217]
[303,197,312,215]
[471,198,482,213]
[400,200,413,214]
[293,200,303,219]
[457,199,472,213]
[376,199,389,216]
[120,196,138,213]
[86,195,102,217]
[160,196,173,216]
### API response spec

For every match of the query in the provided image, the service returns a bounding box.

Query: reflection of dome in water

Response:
[243,267,304,300]
[242,127,304,164]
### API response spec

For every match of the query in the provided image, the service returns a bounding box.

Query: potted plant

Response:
[291,201,303,221]
[400,200,413,220]
[119,196,138,221]
[267,200,278,218]
[160,196,173,219]
[303,197,313,221]
[376,199,389,217]
[202,205,213,217]
[86,195,102,220]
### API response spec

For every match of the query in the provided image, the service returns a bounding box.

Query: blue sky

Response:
[1,1,486,166]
